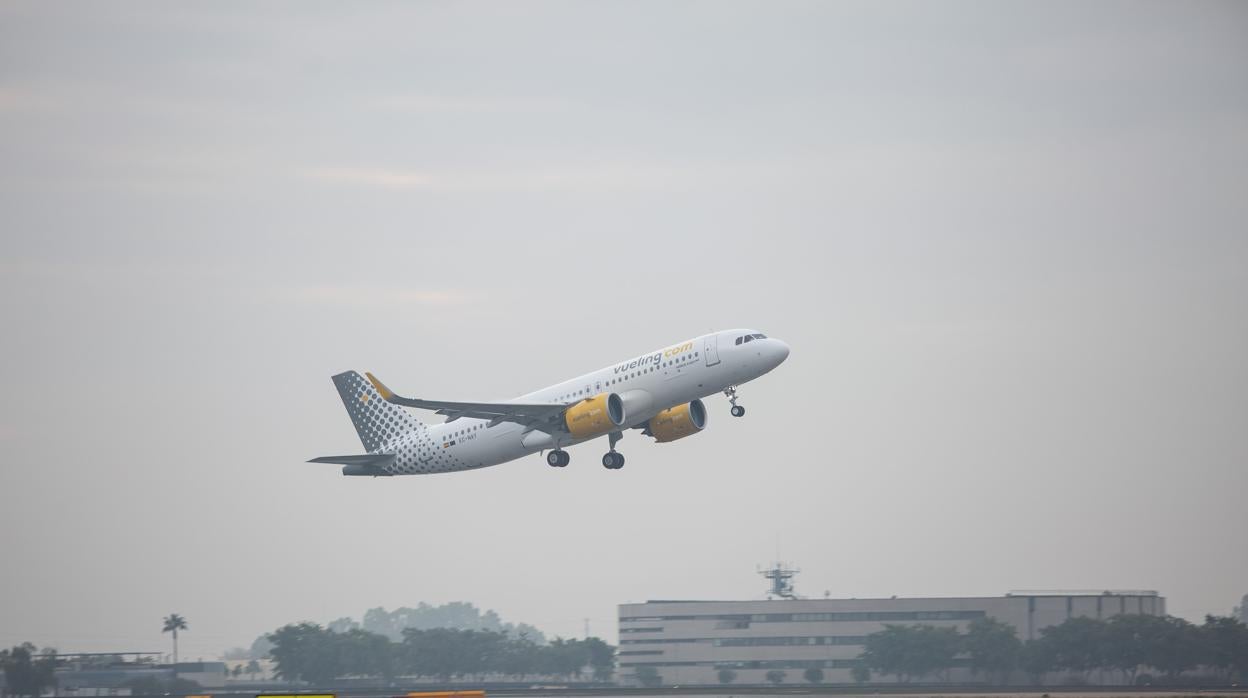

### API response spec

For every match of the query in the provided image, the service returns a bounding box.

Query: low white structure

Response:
[617,591,1164,685]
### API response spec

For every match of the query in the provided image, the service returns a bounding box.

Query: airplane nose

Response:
[772,339,791,364]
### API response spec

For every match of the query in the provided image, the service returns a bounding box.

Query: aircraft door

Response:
[704,334,721,367]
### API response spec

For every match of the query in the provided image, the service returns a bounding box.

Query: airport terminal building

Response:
[617,589,1164,686]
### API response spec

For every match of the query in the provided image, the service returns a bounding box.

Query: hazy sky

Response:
[2,1,1246,660]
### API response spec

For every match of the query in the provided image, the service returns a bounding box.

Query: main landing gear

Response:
[725,386,746,417]
[602,430,625,470]
[549,431,627,470]
[546,449,570,467]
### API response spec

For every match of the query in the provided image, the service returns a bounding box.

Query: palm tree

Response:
[162,614,188,666]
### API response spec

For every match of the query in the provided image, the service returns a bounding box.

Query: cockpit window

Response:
[751,333,767,340]
[744,335,754,343]
[735,336,743,345]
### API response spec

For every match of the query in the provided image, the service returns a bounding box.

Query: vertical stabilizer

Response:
[331,371,425,452]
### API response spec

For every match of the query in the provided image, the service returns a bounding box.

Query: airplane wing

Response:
[365,372,568,430]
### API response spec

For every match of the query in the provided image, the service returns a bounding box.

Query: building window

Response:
[624,610,985,623]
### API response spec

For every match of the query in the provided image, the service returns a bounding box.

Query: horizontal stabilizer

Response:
[307,454,396,466]
[308,453,396,476]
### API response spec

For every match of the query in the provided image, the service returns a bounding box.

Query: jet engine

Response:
[646,399,708,442]
[564,392,626,438]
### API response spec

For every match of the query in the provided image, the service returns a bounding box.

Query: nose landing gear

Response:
[725,386,746,417]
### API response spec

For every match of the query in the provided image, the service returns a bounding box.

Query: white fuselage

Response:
[381,329,789,474]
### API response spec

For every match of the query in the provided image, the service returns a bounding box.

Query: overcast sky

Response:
[2,1,1246,660]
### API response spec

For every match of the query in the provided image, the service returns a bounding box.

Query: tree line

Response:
[227,602,545,661]
[857,614,1248,685]
[343,603,546,644]
[265,623,614,685]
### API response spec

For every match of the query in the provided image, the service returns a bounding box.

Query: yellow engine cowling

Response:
[647,399,708,443]
[564,392,626,438]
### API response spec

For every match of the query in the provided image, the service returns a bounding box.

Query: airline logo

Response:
[613,341,694,374]
[664,341,694,358]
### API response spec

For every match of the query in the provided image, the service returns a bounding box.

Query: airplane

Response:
[310,329,790,476]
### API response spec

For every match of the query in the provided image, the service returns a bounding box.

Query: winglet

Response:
[365,372,396,401]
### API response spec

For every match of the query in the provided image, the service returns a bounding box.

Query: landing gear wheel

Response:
[603,431,625,469]
[547,450,570,467]
[731,405,746,418]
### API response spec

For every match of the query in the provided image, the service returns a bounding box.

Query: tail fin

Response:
[331,371,425,452]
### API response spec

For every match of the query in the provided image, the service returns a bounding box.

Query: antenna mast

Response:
[759,561,801,599]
